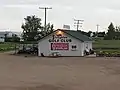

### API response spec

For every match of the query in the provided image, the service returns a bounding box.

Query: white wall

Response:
[7,32,13,37]
[38,32,84,56]
[81,43,85,56]
[0,34,5,42]
[0,38,5,42]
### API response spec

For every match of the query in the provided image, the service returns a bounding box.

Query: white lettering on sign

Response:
[51,43,69,50]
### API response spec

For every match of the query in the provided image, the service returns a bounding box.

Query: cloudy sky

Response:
[0,0,120,32]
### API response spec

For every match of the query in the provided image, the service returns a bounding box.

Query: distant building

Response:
[63,25,70,30]
[0,31,22,42]
[0,32,6,42]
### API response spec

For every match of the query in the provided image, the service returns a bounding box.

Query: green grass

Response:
[1,40,120,53]
[0,42,16,52]
[93,40,120,49]
[93,40,120,54]
[95,49,120,53]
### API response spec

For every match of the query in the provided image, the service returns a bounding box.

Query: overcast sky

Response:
[0,0,120,32]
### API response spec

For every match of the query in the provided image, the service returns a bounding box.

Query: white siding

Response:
[81,43,85,56]
[0,38,5,42]
[38,33,84,56]
[0,35,5,42]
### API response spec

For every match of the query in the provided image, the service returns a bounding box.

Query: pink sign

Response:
[51,43,69,50]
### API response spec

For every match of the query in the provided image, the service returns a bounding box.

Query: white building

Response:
[0,31,22,42]
[38,29,92,57]
[0,32,6,42]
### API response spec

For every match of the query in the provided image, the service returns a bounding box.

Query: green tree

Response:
[37,23,54,38]
[92,32,97,37]
[114,26,120,40]
[98,32,105,37]
[87,31,92,37]
[4,33,7,42]
[21,15,42,41]
[21,15,54,41]
[104,22,115,40]
[46,23,54,34]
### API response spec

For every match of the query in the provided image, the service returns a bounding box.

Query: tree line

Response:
[104,22,120,40]
[78,22,120,40]
[21,15,106,42]
[22,15,120,41]
[5,15,119,43]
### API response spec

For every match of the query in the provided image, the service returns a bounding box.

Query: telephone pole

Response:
[39,7,52,31]
[96,24,99,37]
[96,24,99,33]
[74,19,84,31]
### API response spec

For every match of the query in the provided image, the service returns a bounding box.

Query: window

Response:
[72,45,77,49]
[71,45,77,51]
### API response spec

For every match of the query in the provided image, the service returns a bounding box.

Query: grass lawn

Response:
[1,40,120,53]
[0,42,16,52]
[93,40,120,53]
[93,40,120,49]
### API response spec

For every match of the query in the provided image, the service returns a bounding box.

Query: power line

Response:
[74,19,84,31]
[39,7,52,31]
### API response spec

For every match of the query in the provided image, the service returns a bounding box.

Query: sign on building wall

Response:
[48,31,71,51]
[51,43,69,50]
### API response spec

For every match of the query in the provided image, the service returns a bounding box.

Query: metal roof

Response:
[59,29,92,42]
[39,29,92,42]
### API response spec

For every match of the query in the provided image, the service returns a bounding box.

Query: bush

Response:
[96,50,120,57]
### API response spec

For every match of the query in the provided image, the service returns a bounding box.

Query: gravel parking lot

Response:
[0,53,120,90]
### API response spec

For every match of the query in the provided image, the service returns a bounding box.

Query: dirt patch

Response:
[0,53,120,90]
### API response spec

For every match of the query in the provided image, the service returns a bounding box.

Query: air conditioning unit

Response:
[63,25,70,30]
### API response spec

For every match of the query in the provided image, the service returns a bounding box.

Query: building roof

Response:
[0,32,7,37]
[61,30,92,42]
[0,31,22,38]
[39,29,92,42]
[0,32,6,35]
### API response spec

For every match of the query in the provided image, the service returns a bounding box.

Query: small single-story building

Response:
[0,31,22,42]
[38,29,92,57]
[0,32,6,42]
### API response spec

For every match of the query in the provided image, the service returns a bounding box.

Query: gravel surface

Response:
[0,53,120,90]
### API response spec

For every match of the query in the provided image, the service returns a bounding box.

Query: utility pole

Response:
[96,24,99,33]
[74,19,84,31]
[96,24,99,37]
[39,7,52,31]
